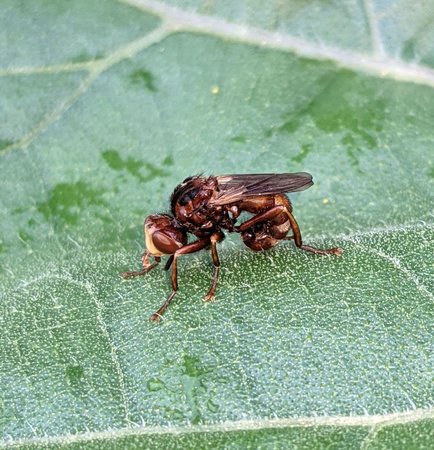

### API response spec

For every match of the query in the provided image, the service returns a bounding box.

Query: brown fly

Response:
[122,173,343,321]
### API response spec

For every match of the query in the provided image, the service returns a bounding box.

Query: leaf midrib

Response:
[1,407,433,449]
[121,0,434,88]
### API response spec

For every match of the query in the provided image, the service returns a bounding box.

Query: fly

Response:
[122,173,343,321]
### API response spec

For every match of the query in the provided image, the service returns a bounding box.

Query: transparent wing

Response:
[212,172,313,205]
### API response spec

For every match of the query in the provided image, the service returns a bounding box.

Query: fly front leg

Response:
[203,232,224,302]
[164,255,174,271]
[122,251,160,278]
[284,209,343,256]
[150,238,210,322]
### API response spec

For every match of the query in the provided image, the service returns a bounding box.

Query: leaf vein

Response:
[362,0,385,57]
[15,274,132,425]
[121,0,434,89]
[341,238,434,305]
[0,25,170,157]
[1,407,433,448]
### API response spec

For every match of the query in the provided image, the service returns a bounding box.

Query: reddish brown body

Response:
[235,194,291,251]
[171,176,235,236]
[122,173,343,321]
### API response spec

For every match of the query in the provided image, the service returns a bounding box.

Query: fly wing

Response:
[212,172,313,205]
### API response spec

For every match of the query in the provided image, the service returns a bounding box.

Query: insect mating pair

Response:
[122,172,343,321]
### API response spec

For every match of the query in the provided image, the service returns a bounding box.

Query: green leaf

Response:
[1,0,434,448]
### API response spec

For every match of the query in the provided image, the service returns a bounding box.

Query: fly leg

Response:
[236,206,285,232]
[164,255,174,271]
[122,251,160,278]
[237,205,342,255]
[150,239,210,322]
[203,232,224,302]
[284,209,343,256]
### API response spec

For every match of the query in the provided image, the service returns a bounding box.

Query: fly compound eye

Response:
[151,230,182,255]
[144,220,187,257]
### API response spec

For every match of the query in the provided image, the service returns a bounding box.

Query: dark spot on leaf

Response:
[182,354,210,378]
[181,355,215,425]
[0,240,4,254]
[265,119,301,137]
[12,206,25,215]
[168,409,185,420]
[207,398,219,413]
[342,138,358,168]
[269,72,386,166]
[102,149,124,170]
[231,135,246,144]
[36,181,107,226]
[264,74,335,138]
[401,39,416,61]
[307,72,386,151]
[66,365,84,384]
[147,378,166,392]
[102,149,169,182]
[191,413,201,425]
[292,143,313,164]
[264,127,274,138]
[130,69,158,92]
[341,136,364,170]
[162,154,174,166]
[429,166,434,178]
[276,118,301,135]
[421,54,434,67]
[70,52,104,63]
[0,139,14,151]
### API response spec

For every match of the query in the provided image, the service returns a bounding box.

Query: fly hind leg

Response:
[284,209,343,256]
[203,232,224,302]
